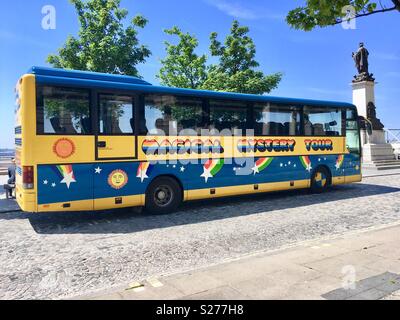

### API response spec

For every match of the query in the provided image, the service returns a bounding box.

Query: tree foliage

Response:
[201,21,282,95]
[159,21,282,95]
[157,27,207,89]
[286,0,400,31]
[47,0,151,77]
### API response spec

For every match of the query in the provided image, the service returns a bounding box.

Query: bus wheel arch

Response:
[144,175,184,214]
[310,165,332,193]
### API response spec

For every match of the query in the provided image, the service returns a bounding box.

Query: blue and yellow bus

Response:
[14,67,361,214]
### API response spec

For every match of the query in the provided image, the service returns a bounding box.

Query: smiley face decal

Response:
[108,169,128,190]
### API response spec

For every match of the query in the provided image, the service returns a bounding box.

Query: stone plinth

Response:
[352,80,397,164]
[362,143,395,162]
[352,81,376,119]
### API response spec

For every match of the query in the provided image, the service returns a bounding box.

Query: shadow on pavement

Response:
[1,182,400,235]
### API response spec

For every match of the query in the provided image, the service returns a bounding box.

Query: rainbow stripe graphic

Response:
[252,157,273,175]
[256,157,273,171]
[205,159,224,176]
[336,155,345,170]
[52,165,75,180]
[299,156,312,172]
[137,162,154,182]
[51,165,76,189]
[201,159,224,182]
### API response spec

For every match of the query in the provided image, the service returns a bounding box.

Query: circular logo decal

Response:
[108,170,128,190]
[53,138,76,159]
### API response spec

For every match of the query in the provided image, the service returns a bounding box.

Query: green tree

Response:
[158,27,208,89]
[287,0,400,31]
[201,21,282,95]
[47,0,151,76]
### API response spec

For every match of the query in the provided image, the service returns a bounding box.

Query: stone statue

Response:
[366,102,384,130]
[359,102,384,131]
[352,43,375,82]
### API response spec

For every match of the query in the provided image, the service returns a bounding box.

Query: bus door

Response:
[344,109,362,182]
[96,93,137,160]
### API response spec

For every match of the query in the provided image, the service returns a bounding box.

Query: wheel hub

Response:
[154,185,173,207]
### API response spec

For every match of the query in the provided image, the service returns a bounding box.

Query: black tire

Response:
[145,177,182,214]
[310,166,331,193]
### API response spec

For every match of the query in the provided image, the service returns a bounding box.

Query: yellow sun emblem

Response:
[108,170,128,190]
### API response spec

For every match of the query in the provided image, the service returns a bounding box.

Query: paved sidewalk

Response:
[0,176,20,212]
[0,199,20,213]
[82,223,400,300]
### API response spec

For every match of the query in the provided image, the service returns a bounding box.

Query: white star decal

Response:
[60,172,76,189]
[51,183,56,188]
[306,165,313,173]
[43,180,48,185]
[200,168,213,183]
[180,166,185,172]
[95,167,102,174]
[251,165,259,175]
[137,170,149,183]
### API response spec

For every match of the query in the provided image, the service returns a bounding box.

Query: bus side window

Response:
[145,94,204,136]
[99,94,133,135]
[37,86,91,135]
[304,106,342,137]
[253,103,301,136]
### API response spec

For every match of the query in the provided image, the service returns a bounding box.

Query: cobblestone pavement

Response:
[1,174,400,300]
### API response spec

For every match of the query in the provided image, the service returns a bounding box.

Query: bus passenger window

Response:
[145,95,204,136]
[99,95,133,134]
[253,103,301,136]
[36,86,91,135]
[304,107,343,137]
[209,100,248,135]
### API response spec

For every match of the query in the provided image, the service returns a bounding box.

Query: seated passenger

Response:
[313,124,325,136]
[304,115,313,136]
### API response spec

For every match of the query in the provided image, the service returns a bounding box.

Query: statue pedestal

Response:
[352,81,396,164]
[362,142,395,162]
[352,81,375,119]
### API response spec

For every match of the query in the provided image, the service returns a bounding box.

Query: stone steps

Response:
[367,159,399,164]
[363,160,400,170]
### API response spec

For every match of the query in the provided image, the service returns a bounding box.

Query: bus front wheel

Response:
[145,177,182,214]
[310,167,331,193]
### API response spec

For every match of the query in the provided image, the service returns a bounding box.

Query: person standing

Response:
[7,158,16,198]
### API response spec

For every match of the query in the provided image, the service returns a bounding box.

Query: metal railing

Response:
[385,129,400,144]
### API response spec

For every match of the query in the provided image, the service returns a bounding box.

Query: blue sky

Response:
[0,0,399,148]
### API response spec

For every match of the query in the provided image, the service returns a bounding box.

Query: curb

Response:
[0,210,21,214]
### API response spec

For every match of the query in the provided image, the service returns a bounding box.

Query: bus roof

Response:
[29,66,356,109]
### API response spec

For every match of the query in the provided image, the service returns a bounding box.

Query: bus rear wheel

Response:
[145,177,182,214]
[310,167,331,193]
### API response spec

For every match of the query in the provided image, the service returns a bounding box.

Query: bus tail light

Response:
[22,166,34,189]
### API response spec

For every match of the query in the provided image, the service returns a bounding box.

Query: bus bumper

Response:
[16,186,36,212]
